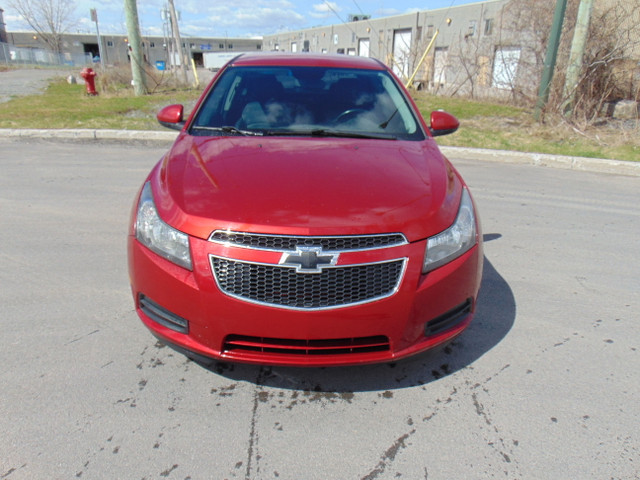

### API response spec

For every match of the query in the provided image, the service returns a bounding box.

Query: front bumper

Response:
[128,234,482,367]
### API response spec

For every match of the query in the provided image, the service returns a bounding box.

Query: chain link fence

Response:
[0,42,91,67]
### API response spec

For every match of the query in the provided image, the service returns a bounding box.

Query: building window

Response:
[150,42,155,48]
[467,20,477,37]
[256,44,261,50]
[107,41,113,47]
[219,43,224,49]
[228,44,233,49]
[484,18,494,35]
[427,25,434,37]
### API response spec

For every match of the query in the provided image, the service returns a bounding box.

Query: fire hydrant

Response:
[80,67,98,96]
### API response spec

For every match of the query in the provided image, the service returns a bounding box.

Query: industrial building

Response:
[2,31,262,67]
[2,0,638,102]
[262,0,531,97]
[263,0,639,100]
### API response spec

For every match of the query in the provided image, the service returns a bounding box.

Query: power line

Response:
[322,0,359,38]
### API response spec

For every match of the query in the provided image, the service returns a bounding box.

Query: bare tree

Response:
[495,0,576,104]
[421,0,569,103]
[498,0,638,121]
[7,0,77,54]
[446,29,496,99]
[563,0,640,122]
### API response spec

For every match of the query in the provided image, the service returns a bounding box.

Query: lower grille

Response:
[223,335,390,356]
[424,299,472,336]
[211,256,406,310]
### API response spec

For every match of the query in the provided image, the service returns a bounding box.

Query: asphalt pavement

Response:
[0,138,638,479]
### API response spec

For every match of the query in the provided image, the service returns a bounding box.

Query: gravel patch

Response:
[0,68,75,103]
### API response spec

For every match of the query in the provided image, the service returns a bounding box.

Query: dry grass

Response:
[96,65,191,95]
[414,92,639,162]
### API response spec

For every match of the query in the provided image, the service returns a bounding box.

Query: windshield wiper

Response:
[310,129,396,140]
[191,125,264,136]
[263,128,396,140]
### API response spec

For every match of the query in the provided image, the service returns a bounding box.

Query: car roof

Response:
[229,52,387,71]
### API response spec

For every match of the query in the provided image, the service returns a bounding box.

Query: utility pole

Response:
[534,0,568,122]
[168,0,189,85]
[161,7,172,69]
[562,0,595,116]
[124,0,148,96]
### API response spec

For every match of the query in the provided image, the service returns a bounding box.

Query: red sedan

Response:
[128,53,482,367]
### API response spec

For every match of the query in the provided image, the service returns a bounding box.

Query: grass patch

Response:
[1,76,637,162]
[0,78,199,130]
[414,93,527,120]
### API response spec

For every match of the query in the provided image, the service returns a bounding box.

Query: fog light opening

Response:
[139,294,189,334]
[425,298,473,337]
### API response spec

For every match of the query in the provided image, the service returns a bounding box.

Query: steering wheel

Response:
[333,108,367,124]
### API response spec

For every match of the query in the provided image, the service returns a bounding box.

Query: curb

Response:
[0,128,178,144]
[439,146,640,177]
[1,128,638,177]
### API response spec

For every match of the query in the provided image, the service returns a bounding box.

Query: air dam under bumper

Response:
[128,234,482,367]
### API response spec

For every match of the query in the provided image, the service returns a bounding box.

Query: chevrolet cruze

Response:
[128,53,482,367]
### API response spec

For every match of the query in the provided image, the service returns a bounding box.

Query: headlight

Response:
[423,188,477,273]
[135,182,192,270]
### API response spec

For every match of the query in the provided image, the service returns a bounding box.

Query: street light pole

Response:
[90,9,106,67]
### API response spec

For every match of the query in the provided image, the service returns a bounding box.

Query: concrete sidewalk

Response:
[1,127,639,177]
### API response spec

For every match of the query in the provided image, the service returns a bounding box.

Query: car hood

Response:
[152,134,463,242]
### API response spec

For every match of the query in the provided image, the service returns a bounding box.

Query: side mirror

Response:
[429,110,459,137]
[157,104,185,131]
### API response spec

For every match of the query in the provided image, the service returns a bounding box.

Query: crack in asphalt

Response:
[245,366,269,480]
[355,363,517,479]
[360,429,416,480]
[465,365,522,478]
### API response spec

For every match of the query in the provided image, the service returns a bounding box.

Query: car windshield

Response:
[190,65,424,141]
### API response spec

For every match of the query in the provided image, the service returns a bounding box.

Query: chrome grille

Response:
[210,256,406,310]
[209,231,407,251]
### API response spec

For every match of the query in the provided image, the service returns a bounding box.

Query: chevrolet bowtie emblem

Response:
[280,246,339,273]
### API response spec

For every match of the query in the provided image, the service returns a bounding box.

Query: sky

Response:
[3,0,487,39]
